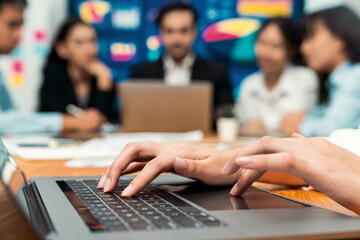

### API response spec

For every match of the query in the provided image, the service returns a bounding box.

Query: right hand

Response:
[222,134,360,214]
[63,108,106,131]
[97,142,242,197]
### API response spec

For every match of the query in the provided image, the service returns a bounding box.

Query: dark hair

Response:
[156,2,198,27]
[257,17,304,64]
[45,17,90,65]
[0,0,27,11]
[304,6,360,63]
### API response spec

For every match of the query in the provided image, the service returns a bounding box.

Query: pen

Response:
[66,104,84,117]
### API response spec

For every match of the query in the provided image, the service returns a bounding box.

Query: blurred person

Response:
[131,2,233,121]
[40,18,116,121]
[0,0,105,135]
[281,6,360,137]
[236,18,318,136]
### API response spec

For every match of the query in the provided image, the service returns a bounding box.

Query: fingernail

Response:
[235,156,254,165]
[104,178,111,192]
[222,161,231,175]
[121,184,134,197]
[175,157,187,171]
[97,174,107,188]
[230,182,239,196]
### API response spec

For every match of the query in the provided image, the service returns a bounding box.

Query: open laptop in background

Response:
[118,81,213,133]
[2,140,360,240]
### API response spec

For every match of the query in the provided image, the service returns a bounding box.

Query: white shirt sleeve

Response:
[235,74,262,125]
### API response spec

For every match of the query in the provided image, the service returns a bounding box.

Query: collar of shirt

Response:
[257,66,291,103]
[163,53,195,86]
[328,61,351,87]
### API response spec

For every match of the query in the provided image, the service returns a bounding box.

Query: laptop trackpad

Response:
[162,183,308,211]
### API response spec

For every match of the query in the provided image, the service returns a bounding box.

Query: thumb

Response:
[174,156,200,178]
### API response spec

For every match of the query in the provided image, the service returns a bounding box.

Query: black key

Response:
[87,203,105,208]
[129,203,146,208]
[192,212,209,218]
[172,215,197,228]
[98,215,118,222]
[119,212,138,219]
[146,200,166,205]
[129,221,151,230]
[93,211,114,217]
[151,219,174,229]
[158,208,178,214]
[81,196,99,201]
[141,196,160,201]
[89,207,108,212]
[122,198,140,204]
[83,199,102,204]
[110,205,129,210]
[152,203,172,208]
[151,189,190,207]
[115,209,135,215]
[104,222,128,231]
[163,211,184,218]
[134,206,152,212]
[138,210,158,217]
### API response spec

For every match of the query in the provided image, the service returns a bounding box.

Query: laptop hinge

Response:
[22,180,55,239]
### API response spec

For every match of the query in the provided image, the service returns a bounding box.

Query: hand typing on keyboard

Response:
[97,142,242,197]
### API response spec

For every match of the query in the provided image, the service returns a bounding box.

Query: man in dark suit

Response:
[131,2,233,121]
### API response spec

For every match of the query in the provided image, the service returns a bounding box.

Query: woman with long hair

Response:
[39,18,115,121]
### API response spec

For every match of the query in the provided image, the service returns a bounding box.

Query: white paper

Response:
[5,130,204,161]
[327,128,360,157]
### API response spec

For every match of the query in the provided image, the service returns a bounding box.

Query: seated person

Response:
[0,0,104,135]
[131,3,233,118]
[282,6,360,137]
[236,18,318,136]
[39,18,115,121]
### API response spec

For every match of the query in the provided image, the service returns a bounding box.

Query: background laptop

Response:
[1,140,360,239]
[118,81,212,133]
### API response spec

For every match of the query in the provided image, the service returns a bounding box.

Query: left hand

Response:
[222,133,360,214]
[97,142,242,197]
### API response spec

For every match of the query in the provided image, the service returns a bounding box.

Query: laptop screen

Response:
[0,139,26,197]
[0,139,39,239]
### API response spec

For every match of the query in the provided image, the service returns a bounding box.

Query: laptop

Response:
[1,140,360,240]
[118,81,212,133]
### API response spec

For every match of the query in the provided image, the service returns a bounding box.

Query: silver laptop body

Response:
[1,139,360,240]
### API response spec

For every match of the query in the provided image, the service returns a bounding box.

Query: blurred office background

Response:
[1,0,360,112]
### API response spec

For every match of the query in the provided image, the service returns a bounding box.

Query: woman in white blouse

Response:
[236,18,319,136]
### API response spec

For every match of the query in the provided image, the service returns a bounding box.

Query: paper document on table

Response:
[65,157,114,168]
[5,130,204,161]
[2,134,57,154]
[83,130,204,150]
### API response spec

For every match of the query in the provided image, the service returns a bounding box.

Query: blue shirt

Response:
[0,73,63,135]
[300,62,360,137]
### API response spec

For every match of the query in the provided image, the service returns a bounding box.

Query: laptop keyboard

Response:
[61,179,225,232]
